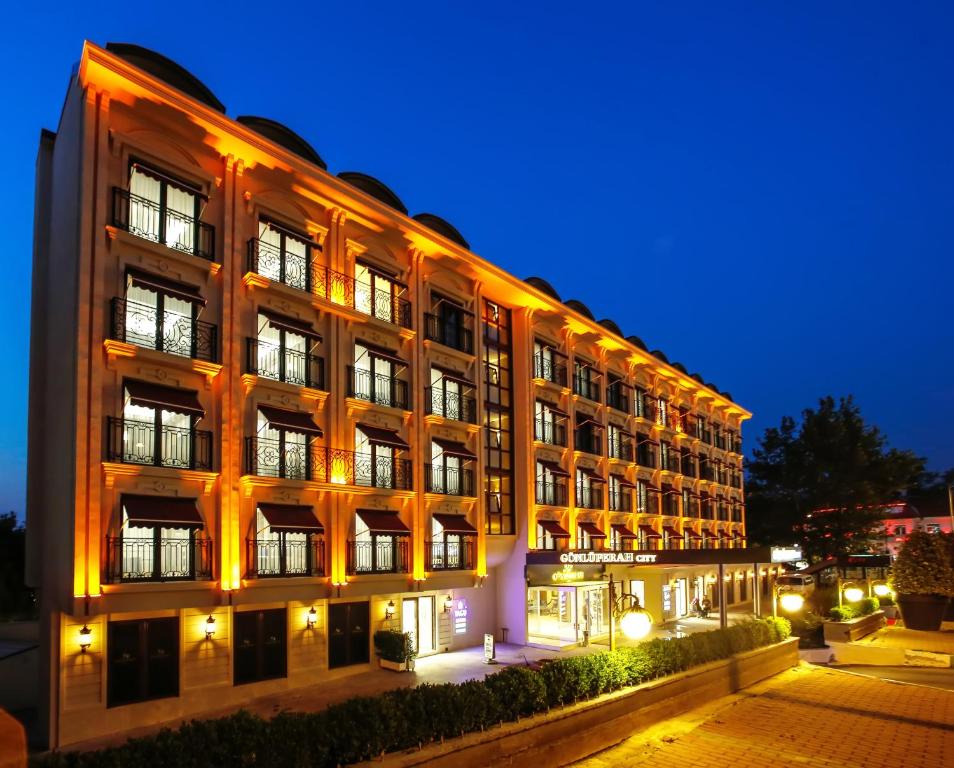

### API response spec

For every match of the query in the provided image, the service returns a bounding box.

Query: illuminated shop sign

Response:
[454,599,468,635]
[559,551,657,564]
[770,547,803,563]
[552,564,586,582]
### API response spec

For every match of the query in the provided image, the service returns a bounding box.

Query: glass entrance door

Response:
[527,587,577,642]
[402,597,436,656]
[675,578,688,617]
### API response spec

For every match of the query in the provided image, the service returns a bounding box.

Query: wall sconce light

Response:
[443,595,454,613]
[204,614,216,640]
[306,606,317,629]
[385,600,395,620]
[78,624,92,653]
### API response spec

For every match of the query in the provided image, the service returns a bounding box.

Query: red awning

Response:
[431,364,472,386]
[576,415,603,429]
[645,485,661,495]
[638,434,659,446]
[358,423,409,450]
[260,310,322,341]
[610,424,634,437]
[538,460,570,478]
[127,268,205,305]
[703,529,719,539]
[537,519,571,538]
[258,503,323,533]
[578,521,607,538]
[357,509,410,535]
[125,379,204,417]
[432,437,478,461]
[611,523,638,539]
[432,513,477,535]
[577,465,604,482]
[639,524,662,538]
[355,341,405,366]
[663,526,682,538]
[538,399,568,418]
[122,494,203,529]
[685,530,704,541]
[612,476,637,489]
[258,405,323,436]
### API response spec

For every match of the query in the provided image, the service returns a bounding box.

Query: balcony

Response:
[637,447,657,469]
[425,387,477,424]
[111,297,218,363]
[661,453,681,473]
[608,438,634,462]
[246,536,325,577]
[536,481,568,506]
[533,354,567,386]
[425,538,475,571]
[347,537,409,574]
[424,313,474,354]
[112,187,215,261]
[681,457,697,477]
[106,417,213,471]
[247,237,319,294]
[104,535,212,583]
[425,464,476,497]
[574,432,602,456]
[609,490,632,512]
[332,448,413,490]
[534,419,567,446]
[243,440,413,489]
[576,486,604,510]
[246,338,324,389]
[573,376,601,403]
[606,387,630,413]
[348,366,409,410]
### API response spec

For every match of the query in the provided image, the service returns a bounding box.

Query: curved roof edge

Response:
[413,213,469,249]
[106,43,225,113]
[337,172,408,214]
[626,335,648,351]
[524,277,561,301]
[672,362,688,374]
[564,299,594,321]
[649,349,670,364]
[236,116,326,170]
[597,318,623,337]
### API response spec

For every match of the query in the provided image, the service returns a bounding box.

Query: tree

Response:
[0,512,35,618]
[745,396,924,561]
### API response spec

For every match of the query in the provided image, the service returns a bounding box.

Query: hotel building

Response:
[27,42,778,749]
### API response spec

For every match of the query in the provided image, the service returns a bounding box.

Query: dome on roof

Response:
[598,318,623,337]
[650,349,669,364]
[707,381,719,391]
[672,362,688,374]
[690,373,705,384]
[721,391,734,402]
[524,277,561,301]
[627,335,648,351]
[337,172,408,214]
[413,213,469,249]
[236,116,326,169]
[106,43,225,113]
[564,299,594,320]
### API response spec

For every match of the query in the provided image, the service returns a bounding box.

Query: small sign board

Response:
[771,546,803,563]
[483,633,496,664]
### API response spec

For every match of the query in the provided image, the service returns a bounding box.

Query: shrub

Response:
[892,530,954,597]
[373,629,413,663]
[858,597,880,616]
[35,619,790,768]
[829,605,855,622]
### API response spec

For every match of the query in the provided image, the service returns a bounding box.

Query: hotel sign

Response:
[770,547,803,563]
[559,551,658,564]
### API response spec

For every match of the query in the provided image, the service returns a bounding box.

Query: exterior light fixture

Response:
[385,600,395,620]
[778,591,805,613]
[78,624,92,653]
[306,606,317,629]
[842,583,865,603]
[608,576,654,648]
[443,595,454,613]
[872,582,892,598]
[204,614,216,640]
[619,607,653,640]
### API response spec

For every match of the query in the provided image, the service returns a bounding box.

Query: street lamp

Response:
[871,581,892,598]
[777,590,805,614]
[608,575,654,650]
[842,582,865,604]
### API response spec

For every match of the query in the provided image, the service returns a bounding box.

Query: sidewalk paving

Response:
[858,625,954,654]
[574,663,954,768]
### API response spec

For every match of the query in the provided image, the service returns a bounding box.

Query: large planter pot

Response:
[897,594,950,631]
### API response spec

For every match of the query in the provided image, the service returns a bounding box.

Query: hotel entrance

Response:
[402,596,436,657]
[527,582,609,645]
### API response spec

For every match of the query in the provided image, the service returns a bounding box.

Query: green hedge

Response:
[828,597,880,622]
[36,618,790,768]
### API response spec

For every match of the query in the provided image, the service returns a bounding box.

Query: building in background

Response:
[878,501,952,557]
[28,41,769,749]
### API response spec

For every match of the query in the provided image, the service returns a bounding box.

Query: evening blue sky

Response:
[3,1,953,520]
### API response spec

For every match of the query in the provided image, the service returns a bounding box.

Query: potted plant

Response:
[373,629,416,672]
[892,530,954,631]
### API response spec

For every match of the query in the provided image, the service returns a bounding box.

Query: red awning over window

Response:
[355,341,405,366]
[127,268,206,305]
[125,379,204,417]
[258,503,323,533]
[576,465,604,482]
[639,524,662,538]
[357,423,409,450]
[432,513,477,535]
[612,476,637,489]
[122,495,203,529]
[537,399,569,418]
[538,460,570,478]
[357,509,410,535]
[578,521,607,539]
[663,526,682,538]
[685,530,704,541]
[432,437,478,461]
[260,310,322,341]
[259,405,323,436]
[611,523,638,539]
[431,364,472,386]
[537,519,571,538]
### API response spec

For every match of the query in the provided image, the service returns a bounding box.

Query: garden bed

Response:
[823,610,886,643]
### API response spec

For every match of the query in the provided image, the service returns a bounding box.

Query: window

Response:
[125,163,202,254]
[926,524,941,534]
[429,440,475,496]
[350,511,410,573]
[355,427,393,488]
[428,367,474,422]
[607,424,631,460]
[249,505,323,577]
[533,339,566,385]
[535,400,566,445]
[682,489,691,517]
[252,312,322,388]
[607,374,629,412]
[256,409,311,480]
[894,525,907,536]
[108,617,179,707]
[121,271,204,360]
[353,343,407,409]
[120,386,195,469]
[656,398,669,427]
[576,468,603,509]
[426,294,473,352]
[117,502,197,582]
[484,301,514,534]
[573,359,600,402]
[428,515,476,570]
[634,387,647,418]
[253,219,313,292]
[609,475,632,512]
[575,417,602,455]
[355,261,408,326]
[234,609,287,685]
[636,480,648,513]
[577,523,604,550]
[536,521,569,550]
[536,461,568,506]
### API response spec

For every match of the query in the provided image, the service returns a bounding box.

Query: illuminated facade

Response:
[27,42,766,749]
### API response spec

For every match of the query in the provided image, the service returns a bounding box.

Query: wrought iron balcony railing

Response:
[247,237,318,294]
[425,464,476,497]
[425,387,477,424]
[661,453,681,473]
[347,537,409,574]
[609,489,632,512]
[425,537,475,571]
[574,431,602,456]
[246,536,325,578]
[576,485,604,510]
[348,366,410,410]
[534,418,567,446]
[424,313,474,354]
[608,438,634,461]
[106,417,213,471]
[111,297,218,363]
[533,354,568,386]
[535,480,568,506]
[112,187,215,261]
[246,338,324,390]
[104,535,212,583]
[682,457,697,477]
[606,387,630,413]
[637,447,657,469]
[573,376,601,403]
